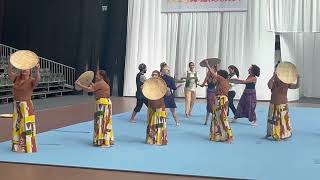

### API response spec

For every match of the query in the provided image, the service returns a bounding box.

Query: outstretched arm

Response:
[267,72,276,90]
[33,64,41,88]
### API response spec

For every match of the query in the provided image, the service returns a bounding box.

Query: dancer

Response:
[266,71,300,140]
[231,65,260,126]
[227,65,239,117]
[76,70,114,147]
[181,62,199,118]
[129,63,148,123]
[205,60,233,143]
[146,70,167,145]
[200,65,217,125]
[76,70,113,147]
[8,61,40,153]
[161,65,183,126]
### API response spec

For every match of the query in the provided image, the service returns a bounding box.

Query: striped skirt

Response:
[94,98,114,147]
[266,103,292,140]
[146,107,167,145]
[210,95,233,142]
[12,100,37,153]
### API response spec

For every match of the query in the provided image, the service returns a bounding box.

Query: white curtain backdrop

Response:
[266,0,320,32]
[266,0,320,99]
[280,33,320,98]
[124,0,275,100]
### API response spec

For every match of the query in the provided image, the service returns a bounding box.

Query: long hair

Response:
[98,70,110,85]
[228,65,239,78]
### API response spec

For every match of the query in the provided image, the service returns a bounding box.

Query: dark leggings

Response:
[228,91,236,116]
[134,98,148,112]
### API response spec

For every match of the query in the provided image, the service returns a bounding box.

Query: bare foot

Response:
[129,119,136,123]
[230,118,237,123]
[176,122,180,126]
[251,121,257,127]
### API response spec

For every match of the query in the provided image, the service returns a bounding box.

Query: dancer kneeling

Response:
[76,70,113,147]
[204,60,233,143]
[145,70,168,145]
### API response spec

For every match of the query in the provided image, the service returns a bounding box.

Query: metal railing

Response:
[0,43,75,88]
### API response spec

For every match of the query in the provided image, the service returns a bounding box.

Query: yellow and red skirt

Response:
[210,95,233,142]
[12,100,37,153]
[94,98,114,147]
[266,103,292,140]
[146,107,167,145]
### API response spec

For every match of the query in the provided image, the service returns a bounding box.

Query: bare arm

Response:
[76,80,95,92]
[200,74,209,87]
[33,64,41,88]
[267,73,276,90]
[230,76,256,84]
[289,75,300,89]
[8,60,16,81]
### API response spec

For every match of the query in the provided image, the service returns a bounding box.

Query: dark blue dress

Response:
[161,74,177,108]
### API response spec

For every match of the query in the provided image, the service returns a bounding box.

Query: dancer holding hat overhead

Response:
[8,50,40,153]
[144,70,168,145]
[204,60,233,143]
[266,62,300,140]
[76,69,113,147]
[231,65,260,126]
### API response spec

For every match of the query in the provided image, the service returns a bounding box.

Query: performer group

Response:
[6,52,300,152]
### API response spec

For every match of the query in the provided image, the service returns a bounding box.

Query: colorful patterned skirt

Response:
[266,103,292,140]
[146,107,167,145]
[235,89,257,122]
[94,98,114,147]
[210,95,233,142]
[12,100,37,153]
[206,90,215,113]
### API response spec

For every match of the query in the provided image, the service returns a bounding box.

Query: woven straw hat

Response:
[75,71,94,91]
[10,50,39,70]
[200,58,221,67]
[142,77,167,100]
[0,114,13,118]
[276,61,298,84]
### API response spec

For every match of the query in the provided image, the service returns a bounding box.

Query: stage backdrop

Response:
[161,0,248,12]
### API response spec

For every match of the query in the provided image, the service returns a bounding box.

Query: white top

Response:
[184,70,199,91]
[229,74,237,92]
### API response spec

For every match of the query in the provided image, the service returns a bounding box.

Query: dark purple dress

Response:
[161,74,177,108]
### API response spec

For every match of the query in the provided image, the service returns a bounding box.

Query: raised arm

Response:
[8,60,16,82]
[76,80,95,92]
[267,72,276,90]
[288,74,300,89]
[32,64,41,88]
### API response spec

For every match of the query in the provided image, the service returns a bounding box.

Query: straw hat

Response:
[75,71,94,91]
[199,58,221,67]
[0,114,13,118]
[10,50,39,70]
[142,77,167,100]
[276,61,298,84]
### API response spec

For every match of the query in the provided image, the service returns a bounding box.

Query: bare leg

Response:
[129,111,137,123]
[204,112,210,125]
[185,90,191,118]
[170,108,180,126]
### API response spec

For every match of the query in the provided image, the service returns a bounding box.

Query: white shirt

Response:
[229,74,237,92]
[184,70,199,91]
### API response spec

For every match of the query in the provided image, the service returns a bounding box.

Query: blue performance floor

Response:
[1,103,320,180]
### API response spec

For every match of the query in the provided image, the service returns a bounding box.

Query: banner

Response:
[161,0,248,12]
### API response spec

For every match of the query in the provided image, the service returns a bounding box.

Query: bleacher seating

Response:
[0,57,74,103]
